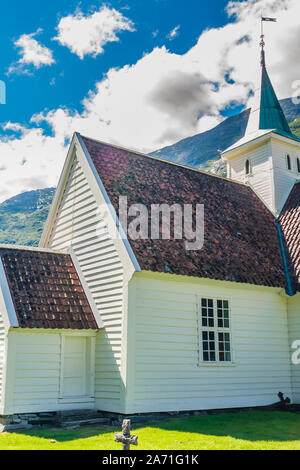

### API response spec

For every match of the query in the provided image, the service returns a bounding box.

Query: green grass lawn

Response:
[1,411,300,450]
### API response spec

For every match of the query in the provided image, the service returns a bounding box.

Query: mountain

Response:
[153,109,250,170]
[0,188,55,246]
[0,97,299,247]
[290,117,300,138]
[152,97,300,174]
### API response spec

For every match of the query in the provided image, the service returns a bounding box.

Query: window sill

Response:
[197,362,236,368]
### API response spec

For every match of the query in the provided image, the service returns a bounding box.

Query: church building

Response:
[0,39,299,420]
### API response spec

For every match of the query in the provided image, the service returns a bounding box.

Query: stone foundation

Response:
[0,409,176,431]
[1,403,299,432]
[0,412,57,432]
[0,409,110,432]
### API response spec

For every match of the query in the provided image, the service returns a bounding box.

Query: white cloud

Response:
[0,124,65,201]
[168,25,180,40]
[8,29,55,74]
[54,6,135,58]
[32,42,249,154]
[1,0,300,202]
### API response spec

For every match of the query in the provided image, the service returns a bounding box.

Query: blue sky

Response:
[0,0,299,202]
[0,0,230,128]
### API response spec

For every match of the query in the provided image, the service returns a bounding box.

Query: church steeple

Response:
[222,17,300,216]
[246,19,292,136]
[258,51,291,134]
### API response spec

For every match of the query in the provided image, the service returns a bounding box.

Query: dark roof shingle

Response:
[0,247,98,329]
[82,136,286,289]
[279,181,300,293]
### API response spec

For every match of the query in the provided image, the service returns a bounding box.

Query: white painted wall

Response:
[270,139,300,213]
[43,148,134,413]
[287,294,300,404]
[0,313,6,413]
[227,141,274,211]
[3,329,96,415]
[226,136,300,215]
[126,272,292,413]
[0,282,12,414]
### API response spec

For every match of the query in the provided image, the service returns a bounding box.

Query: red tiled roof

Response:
[81,136,286,289]
[279,181,300,292]
[0,247,98,329]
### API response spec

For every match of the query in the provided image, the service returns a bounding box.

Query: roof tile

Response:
[0,247,98,329]
[279,182,300,292]
[82,136,286,289]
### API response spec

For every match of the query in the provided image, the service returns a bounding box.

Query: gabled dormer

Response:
[222,45,300,216]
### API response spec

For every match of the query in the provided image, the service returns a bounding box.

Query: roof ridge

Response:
[80,134,248,188]
[0,244,65,255]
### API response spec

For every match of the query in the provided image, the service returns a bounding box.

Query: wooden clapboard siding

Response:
[287,294,300,403]
[229,142,274,210]
[227,137,300,215]
[12,331,61,412]
[271,139,300,213]
[3,330,96,414]
[46,155,125,412]
[0,310,5,411]
[126,272,291,413]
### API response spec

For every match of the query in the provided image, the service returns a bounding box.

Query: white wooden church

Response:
[0,43,299,419]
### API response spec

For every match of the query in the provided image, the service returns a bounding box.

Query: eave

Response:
[222,130,300,161]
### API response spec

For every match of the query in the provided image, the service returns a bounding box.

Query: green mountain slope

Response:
[0,97,299,247]
[290,117,300,138]
[152,98,300,173]
[153,109,250,167]
[0,188,55,246]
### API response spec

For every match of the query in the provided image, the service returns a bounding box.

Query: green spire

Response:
[259,50,292,134]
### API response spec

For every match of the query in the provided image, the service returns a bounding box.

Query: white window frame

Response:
[196,296,235,367]
[286,153,292,171]
[245,158,252,177]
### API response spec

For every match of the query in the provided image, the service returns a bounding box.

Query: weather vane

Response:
[260,15,277,65]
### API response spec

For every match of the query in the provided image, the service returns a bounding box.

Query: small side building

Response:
[0,247,102,417]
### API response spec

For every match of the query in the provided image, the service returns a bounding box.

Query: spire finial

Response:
[260,16,277,67]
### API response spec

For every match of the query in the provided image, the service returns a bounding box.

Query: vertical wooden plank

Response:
[59,334,65,399]
[90,336,96,398]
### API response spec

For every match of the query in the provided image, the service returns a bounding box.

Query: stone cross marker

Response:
[115,419,138,450]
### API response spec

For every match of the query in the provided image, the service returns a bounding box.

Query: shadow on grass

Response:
[11,410,300,444]
[13,424,116,443]
[144,410,300,443]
